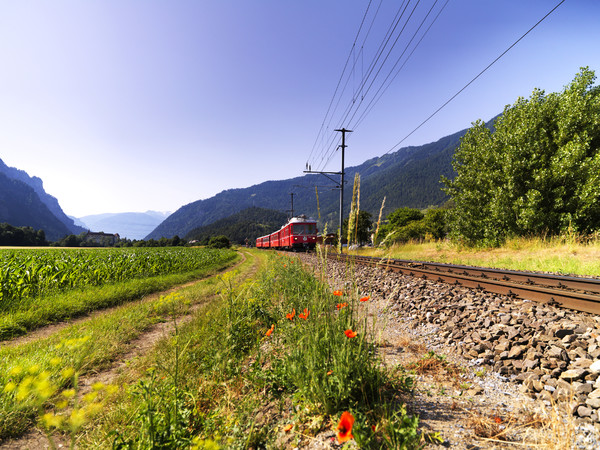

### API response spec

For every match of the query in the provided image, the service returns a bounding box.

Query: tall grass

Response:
[0,251,252,444]
[1,250,420,448]
[83,252,419,448]
[358,234,600,277]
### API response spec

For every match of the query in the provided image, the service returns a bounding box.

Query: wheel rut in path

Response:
[1,251,258,450]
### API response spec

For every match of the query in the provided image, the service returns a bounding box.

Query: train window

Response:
[293,224,317,235]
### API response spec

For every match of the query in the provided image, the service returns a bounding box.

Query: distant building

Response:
[84,231,120,246]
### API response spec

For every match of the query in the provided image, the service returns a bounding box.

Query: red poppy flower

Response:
[326,370,333,376]
[344,329,357,338]
[493,416,502,424]
[359,296,370,302]
[336,412,354,443]
[265,324,275,336]
[298,308,310,320]
[333,290,343,296]
[286,309,296,320]
[336,302,348,310]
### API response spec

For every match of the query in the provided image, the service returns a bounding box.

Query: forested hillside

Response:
[0,158,85,235]
[184,207,288,245]
[0,172,72,241]
[146,128,468,239]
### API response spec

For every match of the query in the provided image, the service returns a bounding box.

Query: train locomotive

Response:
[256,215,318,251]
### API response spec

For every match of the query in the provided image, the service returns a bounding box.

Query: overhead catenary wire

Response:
[351,0,450,130]
[310,0,408,172]
[312,0,443,173]
[314,0,427,172]
[306,0,374,167]
[382,0,566,156]
[308,0,565,177]
[337,0,422,130]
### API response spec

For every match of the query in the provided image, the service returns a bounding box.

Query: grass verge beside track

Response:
[356,236,600,277]
[76,251,419,449]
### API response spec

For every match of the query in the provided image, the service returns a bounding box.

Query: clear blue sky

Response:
[0,1,597,217]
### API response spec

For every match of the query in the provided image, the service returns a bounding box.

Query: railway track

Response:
[330,253,600,315]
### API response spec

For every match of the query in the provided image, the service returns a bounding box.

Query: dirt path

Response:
[1,254,248,349]
[0,251,258,450]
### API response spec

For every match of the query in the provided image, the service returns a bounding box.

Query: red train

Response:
[256,215,318,251]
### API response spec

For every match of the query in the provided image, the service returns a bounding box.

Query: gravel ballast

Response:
[296,252,600,448]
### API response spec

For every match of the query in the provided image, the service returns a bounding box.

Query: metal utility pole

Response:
[288,192,295,219]
[303,128,352,253]
[335,128,351,252]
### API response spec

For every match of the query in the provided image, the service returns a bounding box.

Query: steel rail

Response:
[329,253,600,315]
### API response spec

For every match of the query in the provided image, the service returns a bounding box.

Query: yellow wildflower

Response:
[68,408,87,430]
[62,389,76,399]
[41,412,64,429]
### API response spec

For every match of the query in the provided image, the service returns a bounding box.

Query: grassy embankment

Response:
[1,249,422,449]
[355,235,600,277]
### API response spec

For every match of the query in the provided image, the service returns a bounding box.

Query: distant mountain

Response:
[0,171,72,241]
[146,126,468,240]
[0,158,85,236]
[185,206,289,245]
[77,211,170,240]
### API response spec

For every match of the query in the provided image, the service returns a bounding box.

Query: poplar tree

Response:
[443,67,600,246]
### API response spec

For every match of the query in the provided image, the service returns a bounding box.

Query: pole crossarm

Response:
[303,170,342,186]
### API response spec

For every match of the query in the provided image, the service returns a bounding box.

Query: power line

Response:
[382,0,566,156]
[310,0,408,171]
[307,0,374,166]
[337,0,421,129]
[351,0,450,130]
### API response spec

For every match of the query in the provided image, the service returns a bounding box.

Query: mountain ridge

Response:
[0,158,85,236]
[0,171,73,241]
[76,211,171,240]
[145,126,468,240]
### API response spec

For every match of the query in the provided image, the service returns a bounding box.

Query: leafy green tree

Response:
[61,234,81,247]
[342,210,373,245]
[208,235,231,249]
[423,208,447,240]
[443,68,600,246]
[387,207,424,228]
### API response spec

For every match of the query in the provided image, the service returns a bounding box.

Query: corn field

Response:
[0,247,235,310]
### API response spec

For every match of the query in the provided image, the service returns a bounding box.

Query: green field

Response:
[0,247,239,340]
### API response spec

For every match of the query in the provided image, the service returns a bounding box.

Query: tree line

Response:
[0,223,47,246]
[339,69,600,248]
[443,67,600,246]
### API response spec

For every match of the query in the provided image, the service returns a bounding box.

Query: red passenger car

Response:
[256,215,318,251]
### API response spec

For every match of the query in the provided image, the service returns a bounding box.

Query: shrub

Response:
[207,235,230,249]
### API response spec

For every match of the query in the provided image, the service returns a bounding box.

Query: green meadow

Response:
[0,249,421,449]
